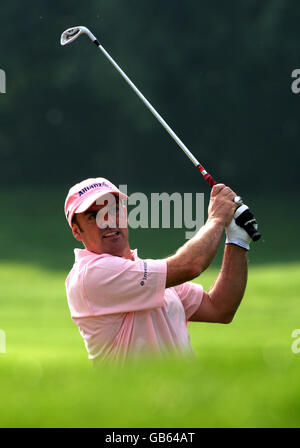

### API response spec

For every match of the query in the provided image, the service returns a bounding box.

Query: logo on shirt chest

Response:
[140,261,148,286]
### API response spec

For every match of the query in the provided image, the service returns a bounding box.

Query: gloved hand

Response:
[226,204,257,250]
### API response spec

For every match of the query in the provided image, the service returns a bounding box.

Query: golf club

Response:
[60,26,261,242]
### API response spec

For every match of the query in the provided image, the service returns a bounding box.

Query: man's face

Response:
[72,194,130,257]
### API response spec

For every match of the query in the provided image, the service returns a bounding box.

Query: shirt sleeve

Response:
[173,281,204,320]
[83,256,167,315]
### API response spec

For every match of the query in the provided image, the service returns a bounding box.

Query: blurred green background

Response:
[0,0,300,428]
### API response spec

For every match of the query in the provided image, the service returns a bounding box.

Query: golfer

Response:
[65,177,252,363]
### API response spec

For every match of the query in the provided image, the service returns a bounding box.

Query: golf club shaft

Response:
[90,37,260,241]
[93,40,216,188]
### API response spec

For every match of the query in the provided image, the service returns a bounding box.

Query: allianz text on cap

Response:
[64,177,128,227]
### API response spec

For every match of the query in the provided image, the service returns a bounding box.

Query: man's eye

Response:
[89,213,97,220]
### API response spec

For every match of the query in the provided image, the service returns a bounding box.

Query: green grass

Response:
[0,262,299,428]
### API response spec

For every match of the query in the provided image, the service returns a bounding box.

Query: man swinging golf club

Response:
[65,177,252,364]
[61,25,258,363]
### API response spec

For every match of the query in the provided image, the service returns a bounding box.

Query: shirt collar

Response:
[74,248,138,261]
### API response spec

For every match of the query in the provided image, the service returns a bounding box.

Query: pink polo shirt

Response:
[65,248,203,363]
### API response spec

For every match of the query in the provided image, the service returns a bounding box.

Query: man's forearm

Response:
[166,218,225,287]
[166,184,240,288]
[176,218,224,274]
[208,244,248,322]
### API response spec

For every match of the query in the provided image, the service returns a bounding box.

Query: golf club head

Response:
[60,26,96,46]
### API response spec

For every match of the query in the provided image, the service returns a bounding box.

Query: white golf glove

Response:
[225,204,256,250]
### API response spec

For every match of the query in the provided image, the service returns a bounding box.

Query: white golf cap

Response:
[64,177,128,227]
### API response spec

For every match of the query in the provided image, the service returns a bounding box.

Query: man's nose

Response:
[96,210,118,229]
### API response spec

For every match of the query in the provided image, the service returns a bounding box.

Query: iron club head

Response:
[60,26,97,46]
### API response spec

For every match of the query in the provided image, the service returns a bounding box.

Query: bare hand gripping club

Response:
[61,26,261,242]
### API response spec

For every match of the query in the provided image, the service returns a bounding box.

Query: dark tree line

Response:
[0,0,299,195]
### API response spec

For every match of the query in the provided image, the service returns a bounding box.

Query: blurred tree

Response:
[0,0,299,195]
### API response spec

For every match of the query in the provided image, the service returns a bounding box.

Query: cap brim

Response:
[75,189,128,214]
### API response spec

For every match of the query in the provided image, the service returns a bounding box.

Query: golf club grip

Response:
[235,208,261,242]
[196,165,216,187]
[196,165,261,242]
[245,224,261,242]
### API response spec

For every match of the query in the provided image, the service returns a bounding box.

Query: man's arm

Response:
[189,244,248,324]
[166,184,237,287]
[166,217,225,287]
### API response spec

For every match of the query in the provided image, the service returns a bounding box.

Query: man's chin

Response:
[102,238,129,257]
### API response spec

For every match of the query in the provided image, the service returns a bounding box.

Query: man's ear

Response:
[72,223,83,241]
